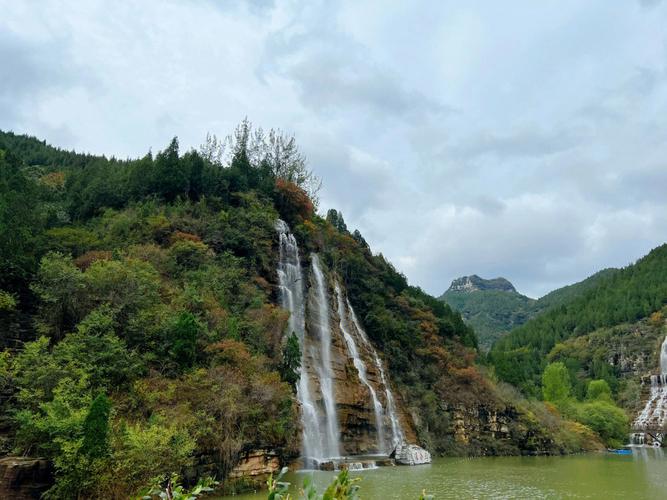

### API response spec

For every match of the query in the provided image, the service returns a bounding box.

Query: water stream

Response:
[633,335,667,445]
[276,220,323,462]
[347,298,405,449]
[334,283,385,453]
[310,254,341,459]
[276,221,404,463]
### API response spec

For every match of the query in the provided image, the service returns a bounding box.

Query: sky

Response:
[2,0,667,298]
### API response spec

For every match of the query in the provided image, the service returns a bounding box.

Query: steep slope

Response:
[440,269,619,351]
[490,245,667,396]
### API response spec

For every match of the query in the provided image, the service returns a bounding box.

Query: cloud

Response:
[0,30,82,128]
[1,0,667,299]
[258,2,451,124]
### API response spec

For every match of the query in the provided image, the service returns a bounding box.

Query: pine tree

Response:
[81,393,111,459]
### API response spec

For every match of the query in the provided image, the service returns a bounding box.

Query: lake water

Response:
[220,448,666,499]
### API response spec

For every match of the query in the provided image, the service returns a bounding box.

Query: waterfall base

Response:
[297,455,396,471]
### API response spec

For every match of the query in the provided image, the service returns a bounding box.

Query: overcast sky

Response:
[2,1,667,298]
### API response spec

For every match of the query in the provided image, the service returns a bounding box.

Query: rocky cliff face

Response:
[0,457,53,500]
[300,261,416,456]
[447,275,517,293]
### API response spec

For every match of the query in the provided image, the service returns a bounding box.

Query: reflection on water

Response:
[218,448,667,500]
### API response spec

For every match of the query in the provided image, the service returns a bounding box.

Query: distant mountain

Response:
[440,270,618,351]
[440,276,534,351]
[447,275,517,293]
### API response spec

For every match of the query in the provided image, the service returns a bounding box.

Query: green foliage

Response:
[575,401,629,448]
[491,247,667,392]
[140,473,218,500]
[542,362,571,403]
[0,289,17,311]
[280,332,301,391]
[321,470,361,500]
[0,149,43,293]
[168,312,200,370]
[81,393,111,459]
[586,379,612,402]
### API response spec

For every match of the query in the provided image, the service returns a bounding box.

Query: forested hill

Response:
[490,245,667,396]
[0,126,495,497]
[440,269,617,351]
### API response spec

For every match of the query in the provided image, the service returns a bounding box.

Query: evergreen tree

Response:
[81,393,111,459]
[154,138,188,201]
[279,332,301,391]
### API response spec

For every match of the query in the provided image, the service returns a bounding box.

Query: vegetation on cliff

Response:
[0,126,612,498]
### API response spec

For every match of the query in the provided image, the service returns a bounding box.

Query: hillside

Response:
[440,269,619,351]
[490,245,667,396]
[0,128,609,498]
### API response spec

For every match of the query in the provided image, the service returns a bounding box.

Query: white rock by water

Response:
[392,443,432,465]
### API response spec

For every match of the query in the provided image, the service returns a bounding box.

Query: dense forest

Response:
[0,125,639,498]
[490,247,667,396]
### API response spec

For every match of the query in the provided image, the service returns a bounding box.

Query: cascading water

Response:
[276,221,408,464]
[347,298,405,450]
[633,335,667,445]
[310,254,341,459]
[275,220,324,463]
[334,283,386,453]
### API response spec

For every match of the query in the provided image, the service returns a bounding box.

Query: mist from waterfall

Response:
[334,282,386,453]
[310,254,341,459]
[276,221,325,463]
[347,297,405,449]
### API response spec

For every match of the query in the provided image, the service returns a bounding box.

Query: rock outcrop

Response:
[450,405,512,446]
[447,275,516,293]
[0,457,53,500]
[392,443,431,465]
[228,450,280,481]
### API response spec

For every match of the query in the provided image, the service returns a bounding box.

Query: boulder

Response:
[391,443,431,466]
[0,457,54,499]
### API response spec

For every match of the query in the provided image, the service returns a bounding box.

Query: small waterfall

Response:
[347,297,405,450]
[633,335,667,445]
[275,221,323,462]
[334,283,385,453]
[310,254,341,459]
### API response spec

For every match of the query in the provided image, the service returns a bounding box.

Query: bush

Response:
[576,401,629,448]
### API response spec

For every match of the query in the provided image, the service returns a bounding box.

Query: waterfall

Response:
[347,297,405,450]
[334,282,386,453]
[633,335,667,444]
[275,220,324,463]
[310,254,341,459]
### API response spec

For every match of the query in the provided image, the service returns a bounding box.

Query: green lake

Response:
[220,448,667,499]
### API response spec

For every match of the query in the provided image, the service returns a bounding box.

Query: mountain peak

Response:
[447,275,516,293]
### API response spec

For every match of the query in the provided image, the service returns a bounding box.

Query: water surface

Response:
[221,448,666,499]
